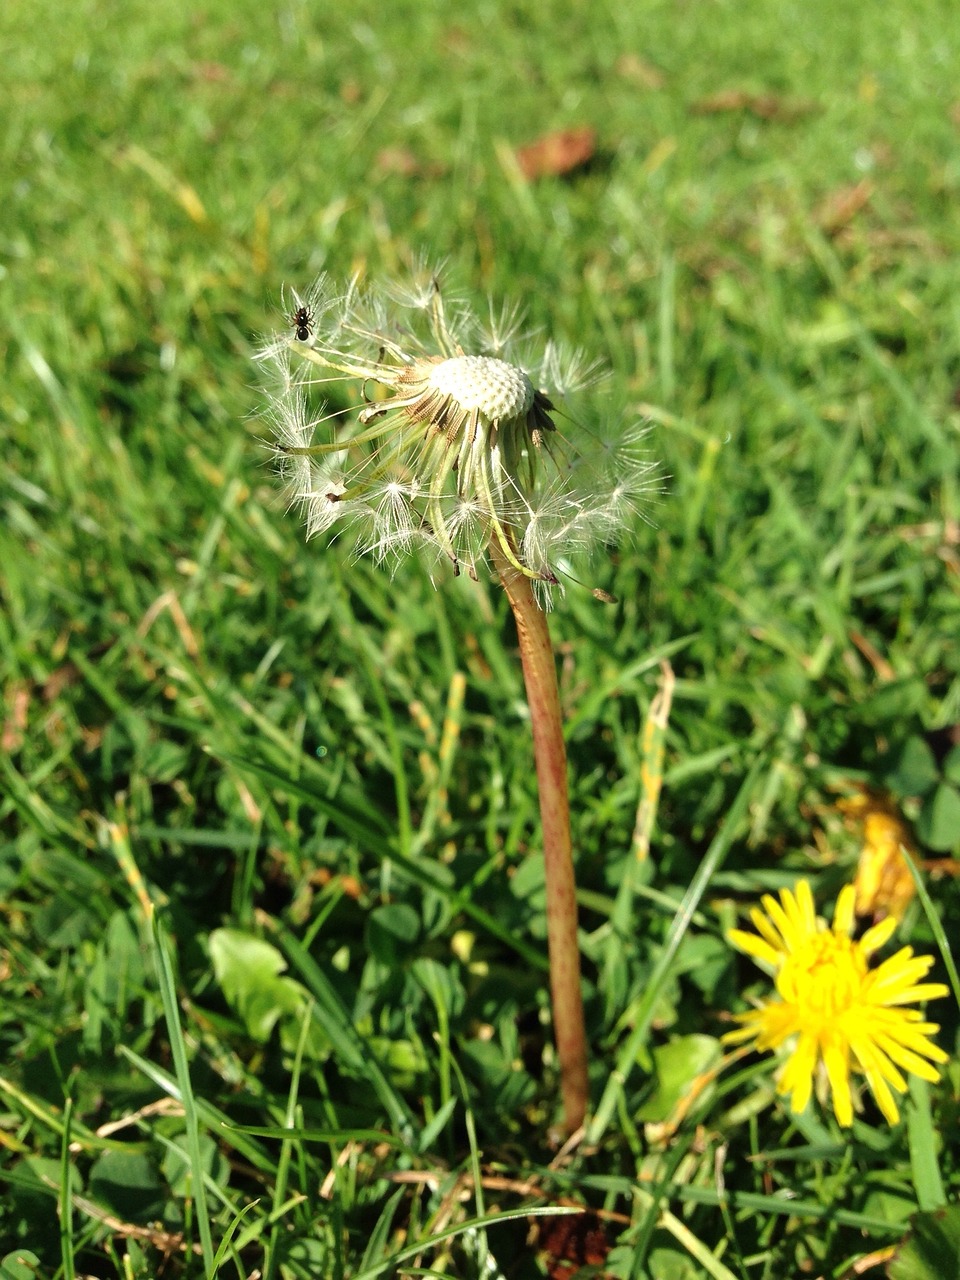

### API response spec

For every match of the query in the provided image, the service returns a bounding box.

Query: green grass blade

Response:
[659,1206,739,1280]
[150,910,217,1274]
[263,1002,313,1280]
[267,917,416,1136]
[588,753,766,1142]
[59,1093,76,1280]
[907,1075,946,1212]
[903,846,960,1010]
[351,1206,583,1280]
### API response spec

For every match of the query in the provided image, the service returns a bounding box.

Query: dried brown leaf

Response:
[691,90,817,121]
[816,179,874,233]
[515,127,597,180]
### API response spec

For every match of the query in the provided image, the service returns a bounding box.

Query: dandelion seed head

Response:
[256,264,660,596]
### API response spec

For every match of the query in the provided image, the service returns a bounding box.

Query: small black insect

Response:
[291,304,313,342]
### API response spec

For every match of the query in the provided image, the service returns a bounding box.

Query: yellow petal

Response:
[727,929,781,970]
[860,915,898,955]
[781,1033,817,1116]
[816,1030,852,1126]
[833,885,856,938]
[865,1066,901,1125]
[873,1032,945,1080]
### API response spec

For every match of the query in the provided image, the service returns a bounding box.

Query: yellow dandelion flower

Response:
[724,880,950,1126]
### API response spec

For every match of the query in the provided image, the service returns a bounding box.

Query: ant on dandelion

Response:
[291,303,313,342]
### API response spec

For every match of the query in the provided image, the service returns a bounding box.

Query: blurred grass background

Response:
[2,0,959,1275]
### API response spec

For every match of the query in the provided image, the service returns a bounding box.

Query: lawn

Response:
[1,0,959,1275]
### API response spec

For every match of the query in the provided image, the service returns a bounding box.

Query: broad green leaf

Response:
[0,1252,41,1280]
[88,1149,166,1222]
[859,682,928,728]
[646,1245,702,1280]
[162,1132,230,1198]
[942,745,960,787]
[888,1205,960,1280]
[209,927,311,1043]
[916,784,960,853]
[366,903,421,965]
[885,737,939,798]
[636,1034,722,1123]
[411,956,466,1019]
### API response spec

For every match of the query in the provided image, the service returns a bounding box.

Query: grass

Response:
[2,0,959,1274]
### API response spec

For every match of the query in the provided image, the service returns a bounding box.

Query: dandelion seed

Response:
[256,264,658,601]
[724,880,950,1126]
[477,297,528,356]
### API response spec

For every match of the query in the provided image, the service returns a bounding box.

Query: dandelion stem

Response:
[490,535,589,1135]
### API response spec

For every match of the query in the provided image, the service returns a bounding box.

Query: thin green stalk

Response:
[59,1093,76,1280]
[490,538,589,1134]
[588,756,764,1143]
[151,910,217,1275]
[264,1003,314,1280]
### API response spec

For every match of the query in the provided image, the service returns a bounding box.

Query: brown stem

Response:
[490,541,589,1134]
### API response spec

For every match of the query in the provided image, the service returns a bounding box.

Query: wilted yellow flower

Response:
[725,880,949,1126]
[837,791,918,921]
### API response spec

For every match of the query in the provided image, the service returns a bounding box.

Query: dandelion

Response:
[256,263,661,1134]
[837,790,919,921]
[256,263,659,604]
[724,880,949,1127]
